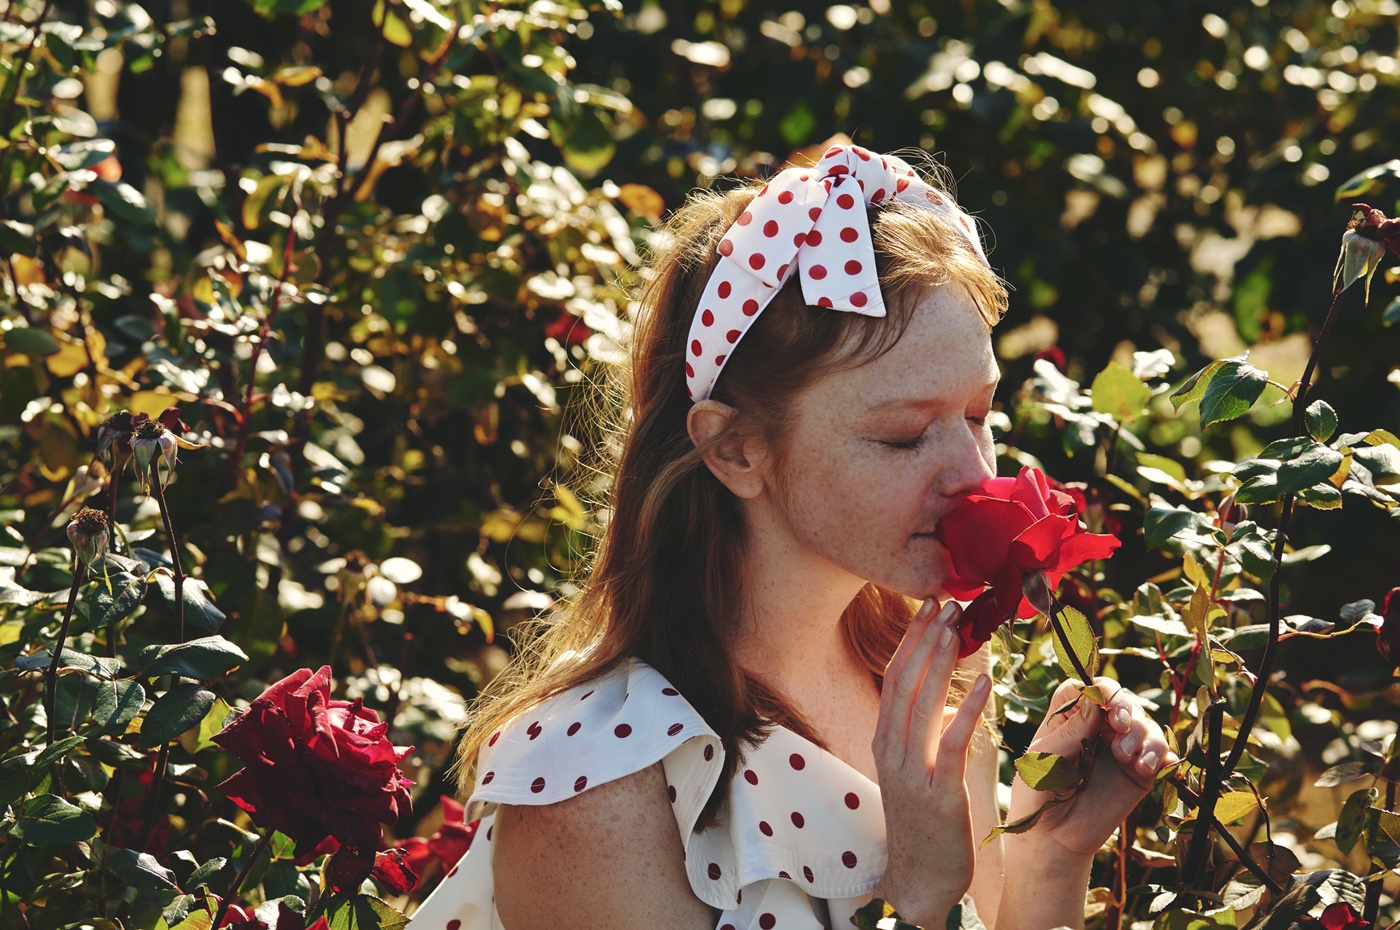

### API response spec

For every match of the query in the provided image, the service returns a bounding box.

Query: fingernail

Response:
[937,626,956,653]
[972,674,990,696]
[1120,733,1139,755]
[1139,750,1159,771]
[919,598,937,618]
[1115,707,1131,729]
[938,600,958,623]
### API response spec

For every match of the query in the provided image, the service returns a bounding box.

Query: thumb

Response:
[1028,695,1105,759]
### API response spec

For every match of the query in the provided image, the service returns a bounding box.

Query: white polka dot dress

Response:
[406,659,900,930]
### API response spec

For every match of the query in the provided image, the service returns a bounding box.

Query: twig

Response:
[1170,777,1286,897]
[1183,284,1349,892]
[151,464,186,642]
[0,0,54,147]
[1180,700,1227,889]
[43,563,87,745]
[210,831,274,930]
[137,743,169,852]
[1363,773,1397,924]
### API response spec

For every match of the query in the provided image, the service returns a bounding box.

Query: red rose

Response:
[936,466,1120,656]
[1377,587,1400,669]
[391,795,479,893]
[213,666,414,854]
[1299,902,1370,930]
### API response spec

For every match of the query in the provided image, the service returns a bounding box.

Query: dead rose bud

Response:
[66,507,112,570]
[1335,203,1400,303]
[1021,570,1055,617]
[96,410,134,466]
[131,418,177,495]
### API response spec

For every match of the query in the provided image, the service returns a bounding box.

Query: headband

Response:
[684,144,990,403]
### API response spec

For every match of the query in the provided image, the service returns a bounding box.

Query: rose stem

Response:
[151,463,186,643]
[137,743,170,852]
[1185,283,1348,887]
[1363,773,1397,923]
[1179,699,1227,891]
[1169,777,1284,896]
[211,831,274,930]
[104,461,122,660]
[44,562,87,746]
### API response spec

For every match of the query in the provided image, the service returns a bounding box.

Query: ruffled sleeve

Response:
[466,658,724,843]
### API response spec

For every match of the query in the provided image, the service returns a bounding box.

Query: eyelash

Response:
[880,417,987,451]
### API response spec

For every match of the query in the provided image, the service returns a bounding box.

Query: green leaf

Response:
[1051,605,1099,680]
[1304,401,1339,443]
[1143,506,1211,549]
[92,572,147,628]
[140,683,217,748]
[1276,442,1345,495]
[1335,787,1377,855]
[1015,750,1083,793]
[1315,761,1374,788]
[14,648,121,679]
[1198,359,1268,427]
[14,794,99,845]
[1170,358,1228,410]
[92,679,145,734]
[107,847,180,891]
[185,856,228,891]
[1234,473,1280,506]
[92,180,158,225]
[34,734,84,768]
[3,327,62,356]
[1383,295,1400,327]
[1334,159,1400,201]
[1232,257,1274,343]
[155,575,228,634]
[327,893,410,930]
[136,636,249,679]
[1090,361,1151,423]
[1214,790,1260,824]
[981,795,1065,847]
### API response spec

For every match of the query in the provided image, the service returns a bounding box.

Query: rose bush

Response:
[935,466,1120,656]
[213,666,415,854]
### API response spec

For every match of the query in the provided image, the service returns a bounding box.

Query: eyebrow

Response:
[863,378,1001,414]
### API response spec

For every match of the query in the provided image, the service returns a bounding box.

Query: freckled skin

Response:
[491,285,1000,930]
[767,285,1000,601]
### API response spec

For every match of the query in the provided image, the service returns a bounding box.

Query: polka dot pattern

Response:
[452,658,890,929]
[683,144,989,404]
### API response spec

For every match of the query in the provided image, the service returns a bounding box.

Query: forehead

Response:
[821,286,999,409]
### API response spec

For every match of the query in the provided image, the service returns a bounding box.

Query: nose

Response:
[934,420,995,499]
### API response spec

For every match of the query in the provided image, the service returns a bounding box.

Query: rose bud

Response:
[66,507,112,571]
[96,410,134,467]
[1377,587,1400,669]
[130,417,179,495]
[1336,204,1394,302]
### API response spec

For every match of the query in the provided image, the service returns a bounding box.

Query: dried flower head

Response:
[1335,203,1400,304]
[131,418,178,495]
[96,410,134,467]
[66,507,112,571]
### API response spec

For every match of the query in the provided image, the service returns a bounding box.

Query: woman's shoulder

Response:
[466,657,723,813]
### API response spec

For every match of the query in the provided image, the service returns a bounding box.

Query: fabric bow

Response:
[685,144,990,402]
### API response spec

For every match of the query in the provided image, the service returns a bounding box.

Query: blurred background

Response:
[2,0,1399,898]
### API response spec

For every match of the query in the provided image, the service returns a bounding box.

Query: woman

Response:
[409,145,1174,930]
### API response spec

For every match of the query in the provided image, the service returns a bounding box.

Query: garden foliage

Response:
[0,1,1398,928]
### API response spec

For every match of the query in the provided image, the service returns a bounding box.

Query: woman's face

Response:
[763,284,1000,600]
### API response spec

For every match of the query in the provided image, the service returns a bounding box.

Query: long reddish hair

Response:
[454,166,1008,825]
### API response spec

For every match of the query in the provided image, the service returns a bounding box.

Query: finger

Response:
[1029,694,1101,757]
[876,600,949,762]
[904,601,965,766]
[933,674,991,784]
[877,599,939,731]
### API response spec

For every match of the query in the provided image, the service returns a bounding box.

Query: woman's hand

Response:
[1006,677,1177,859]
[870,599,992,926]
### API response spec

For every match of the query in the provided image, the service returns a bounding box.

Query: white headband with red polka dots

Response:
[684,144,990,403]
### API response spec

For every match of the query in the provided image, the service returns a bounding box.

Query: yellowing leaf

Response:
[1214,790,1260,824]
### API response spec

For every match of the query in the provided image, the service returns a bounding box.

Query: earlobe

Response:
[686,401,768,499]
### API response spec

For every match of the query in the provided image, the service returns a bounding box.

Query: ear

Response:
[686,400,770,500]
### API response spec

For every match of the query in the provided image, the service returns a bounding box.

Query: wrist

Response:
[1003,834,1094,881]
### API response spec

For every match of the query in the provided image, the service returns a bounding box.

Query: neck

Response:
[729,503,870,702]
